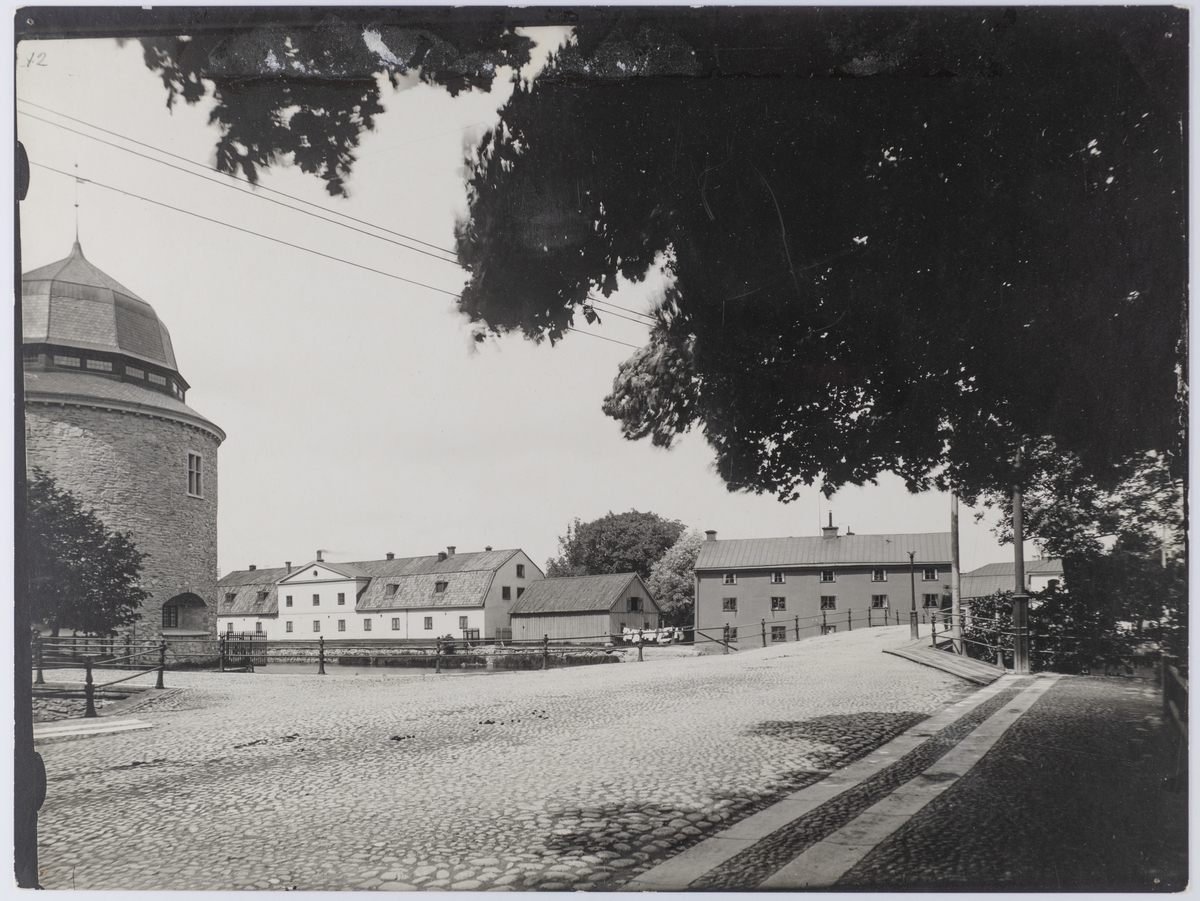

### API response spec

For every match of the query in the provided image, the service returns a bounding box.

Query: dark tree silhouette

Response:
[26,471,148,636]
[140,9,1187,501]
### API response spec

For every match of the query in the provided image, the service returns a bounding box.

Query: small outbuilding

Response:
[508,573,661,643]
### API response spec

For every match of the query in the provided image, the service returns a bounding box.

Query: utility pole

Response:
[908,551,918,639]
[1011,446,1030,674]
[951,494,963,655]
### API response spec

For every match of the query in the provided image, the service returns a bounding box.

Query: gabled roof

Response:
[353,549,520,611]
[961,559,1064,598]
[695,533,952,570]
[217,567,287,616]
[278,560,371,582]
[510,573,656,616]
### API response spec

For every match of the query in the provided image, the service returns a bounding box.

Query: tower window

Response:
[53,354,80,368]
[125,365,144,379]
[187,453,203,498]
[85,359,112,372]
[148,372,167,386]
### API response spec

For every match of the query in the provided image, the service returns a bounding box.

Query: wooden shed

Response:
[508,573,661,643]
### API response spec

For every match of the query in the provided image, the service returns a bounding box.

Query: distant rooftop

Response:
[695,533,953,570]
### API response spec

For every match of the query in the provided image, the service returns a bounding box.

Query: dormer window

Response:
[224,593,236,606]
[435,581,448,594]
[257,591,268,602]
[386,584,398,597]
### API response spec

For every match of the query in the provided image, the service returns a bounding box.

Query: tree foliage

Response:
[546,510,685,581]
[646,530,704,627]
[26,470,148,636]
[140,9,1186,501]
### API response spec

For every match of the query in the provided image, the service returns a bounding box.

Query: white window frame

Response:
[820,569,835,583]
[722,597,737,613]
[722,573,737,585]
[820,595,837,610]
[872,594,889,609]
[187,452,203,498]
[771,596,786,612]
[923,593,941,608]
[922,567,938,581]
[771,571,785,584]
[363,619,373,632]
[872,568,887,582]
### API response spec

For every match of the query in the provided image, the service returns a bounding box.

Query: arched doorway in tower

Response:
[161,593,208,636]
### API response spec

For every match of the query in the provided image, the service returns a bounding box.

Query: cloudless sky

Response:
[15,30,1028,577]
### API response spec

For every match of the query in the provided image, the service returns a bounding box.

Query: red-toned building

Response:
[694,520,952,650]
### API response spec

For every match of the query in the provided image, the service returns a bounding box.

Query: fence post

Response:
[931,612,937,647]
[155,642,166,689]
[637,634,644,662]
[723,623,730,654]
[435,638,442,674]
[795,616,800,641]
[821,610,827,635]
[847,609,852,632]
[868,607,873,628]
[219,635,226,673]
[542,634,549,670]
[317,635,326,675]
[34,634,44,686]
[761,619,767,648]
[83,657,97,718]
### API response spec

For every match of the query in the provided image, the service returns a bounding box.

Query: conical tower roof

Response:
[22,241,179,372]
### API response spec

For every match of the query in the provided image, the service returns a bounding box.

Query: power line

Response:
[33,161,645,352]
[31,161,464,298]
[584,302,654,329]
[18,99,460,257]
[587,294,658,322]
[19,109,463,267]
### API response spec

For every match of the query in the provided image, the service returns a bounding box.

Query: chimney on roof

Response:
[285,561,292,573]
[316,550,324,563]
[438,551,447,562]
[485,545,492,552]
[386,552,394,561]
[822,512,839,540]
[705,530,717,542]
[446,546,456,556]
[248,565,256,571]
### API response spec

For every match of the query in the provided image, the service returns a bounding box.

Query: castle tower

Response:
[22,241,225,645]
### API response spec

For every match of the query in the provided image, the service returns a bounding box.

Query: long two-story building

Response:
[694,520,953,648]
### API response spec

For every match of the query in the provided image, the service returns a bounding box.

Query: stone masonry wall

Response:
[25,401,220,643]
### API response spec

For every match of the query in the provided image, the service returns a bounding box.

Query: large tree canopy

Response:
[138,9,1187,501]
[546,510,686,581]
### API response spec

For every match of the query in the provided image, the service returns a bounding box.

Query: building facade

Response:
[694,523,953,648]
[509,572,661,643]
[961,559,1065,599]
[23,242,225,645]
[218,547,543,641]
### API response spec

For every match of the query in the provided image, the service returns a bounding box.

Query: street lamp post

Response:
[908,551,919,639]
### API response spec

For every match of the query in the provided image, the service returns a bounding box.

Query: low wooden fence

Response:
[694,605,942,654]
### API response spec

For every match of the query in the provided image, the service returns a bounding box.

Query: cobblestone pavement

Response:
[840,673,1188,892]
[35,626,969,891]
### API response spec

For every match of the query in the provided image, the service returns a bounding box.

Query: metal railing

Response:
[32,634,167,717]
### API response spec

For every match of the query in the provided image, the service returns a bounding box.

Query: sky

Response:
[14,29,1028,577]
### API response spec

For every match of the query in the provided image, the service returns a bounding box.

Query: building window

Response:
[257,591,268,603]
[339,620,347,632]
[771,625,787,642]
[516,564,526,578]
[923,593,941,608]
[85,359,113,372]
[629,597,643,612]
[516,587,524,599]
[391,618,400,631]
[820,595,837,610]
[224,592,236,606]
[872,568,887,582]
[923,567,937,581]
[312,594,320,606]
[313,621,320,633]
[363,619,372,632]
[771,572,785,584]
[722,598,737,613]
[723,573,737,585]
[771,597,786,612]
[286,622,293,633]
[187,453,203,497]
[424,617,433,630]
[285,595,293,607]
[162,605,179,628]
[386,584,397,597]
[125,365,144,378]
[821,569,835,583]
[435,581,448,594]
[53,354,80,367]
[312,570,318,577]
[225,620,234,633]
[255,622,263,634]
[502,586,511,601]
[148,372,167,385]
[1047,579,1061,590]
[872,594,889,608]
[336,592,345,605]
[459,616,469,630]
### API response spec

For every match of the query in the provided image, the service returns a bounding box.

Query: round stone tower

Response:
[22,241,225,646]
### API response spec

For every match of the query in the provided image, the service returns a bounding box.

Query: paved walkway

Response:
[32,626,1185,891]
